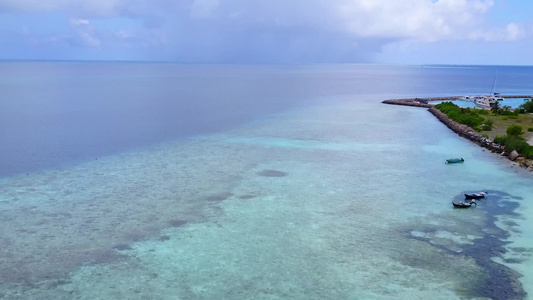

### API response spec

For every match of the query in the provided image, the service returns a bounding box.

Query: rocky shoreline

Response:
[382,96,533,170]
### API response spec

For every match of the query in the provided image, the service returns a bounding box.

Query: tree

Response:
[500,105,513,116]
[506,124,523,136]
[520,98,533,113]
[491,101,500,115]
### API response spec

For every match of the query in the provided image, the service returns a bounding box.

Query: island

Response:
[382,96,533,169]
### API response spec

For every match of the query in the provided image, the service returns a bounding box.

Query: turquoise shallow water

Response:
[2,95,533,299]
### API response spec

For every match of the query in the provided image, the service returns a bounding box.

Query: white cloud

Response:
[330,0,494,40]
[0,0,514,43]
[468,23,526,42]
[69,18,100,47]
[77,30,101,47]
[70,18,90,26]
[167,0,513,42]
[504,23,525,41]
[2,0,531,62]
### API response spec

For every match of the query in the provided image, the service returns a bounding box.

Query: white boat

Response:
[458,94,503,108]
[491,93,504,102]
[459,95,484,101]
[472,95,499,108]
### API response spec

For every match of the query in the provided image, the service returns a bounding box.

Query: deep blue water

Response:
[2,62,533,178]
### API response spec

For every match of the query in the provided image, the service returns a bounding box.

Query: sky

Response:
[0,0,532,65]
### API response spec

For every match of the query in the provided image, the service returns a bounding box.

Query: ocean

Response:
[1,62,533,299]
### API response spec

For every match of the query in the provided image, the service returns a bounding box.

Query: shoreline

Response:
[382,96,533,170]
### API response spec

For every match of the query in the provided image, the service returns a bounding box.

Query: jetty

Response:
[382,95,531,108]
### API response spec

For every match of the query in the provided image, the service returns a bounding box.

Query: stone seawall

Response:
[382,96,457,108]
[381,99,432,108]
[427,107,502,152]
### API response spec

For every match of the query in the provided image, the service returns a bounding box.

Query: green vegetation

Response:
[494,133,533,158]
[466,99,533,140]
[506,124,523,136]
[491,99,533,158]
[494,122,533,158]
[520,98,533,113]
[499,105,515,116]
[491,101,500,115]
[481,119,493,131]
[434,102,484,130]
[435,100,533,158]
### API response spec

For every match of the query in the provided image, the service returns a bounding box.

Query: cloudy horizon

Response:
[1,0,532,65]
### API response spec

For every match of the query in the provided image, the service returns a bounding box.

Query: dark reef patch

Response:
[112,243,132,251]
[461,190,526,300]
[399,190,527,300]
[86,249,125,265]
[204,192,234,202]
[504,258,525,264]
[257,169,287,177]
[503,220,519,227]
[168,219,188,227]
[509,247,533,255]
[158,235,171,242]
[239,194,256,200]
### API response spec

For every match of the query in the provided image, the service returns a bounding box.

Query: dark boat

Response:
[446,158,464,164]
[464,192,486,199]
[453,200,476,208]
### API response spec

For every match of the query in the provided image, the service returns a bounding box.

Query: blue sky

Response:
[0,0,532,65]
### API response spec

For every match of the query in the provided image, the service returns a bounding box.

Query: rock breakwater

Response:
[427,107,502,152]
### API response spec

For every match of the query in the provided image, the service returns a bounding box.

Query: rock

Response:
[509,150,520,161]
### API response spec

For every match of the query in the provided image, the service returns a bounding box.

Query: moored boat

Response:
[458,95,503,108]
[446,158,464,164]
[458,95,483,101]
[453,200,476,208]
[472,95,499,108]
[464,192,486,199]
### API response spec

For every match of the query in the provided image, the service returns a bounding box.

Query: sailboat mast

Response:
[490,71,498,95]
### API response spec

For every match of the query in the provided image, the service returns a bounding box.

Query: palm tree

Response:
[491,100,500,115]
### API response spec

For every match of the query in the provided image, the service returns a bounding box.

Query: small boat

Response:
[453,201,475,208]
[446,158,464,164]
[464,192,486,199]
